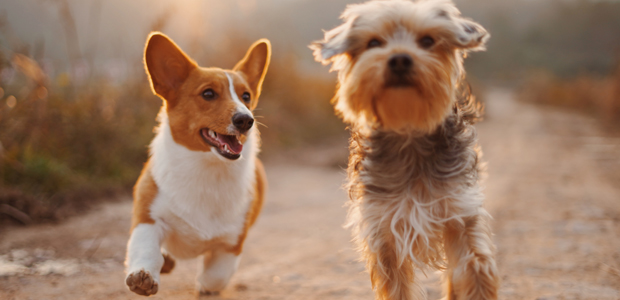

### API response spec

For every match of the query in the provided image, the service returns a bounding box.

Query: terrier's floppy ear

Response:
[448,17,489,51]
[144,32,197,101]
[233,39,271,101]
[310,19,355,65]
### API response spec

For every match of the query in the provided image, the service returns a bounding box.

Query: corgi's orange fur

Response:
[124,32,270,296]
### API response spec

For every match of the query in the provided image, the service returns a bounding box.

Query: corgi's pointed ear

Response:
[144,32,197,101]
[233,39,271,99]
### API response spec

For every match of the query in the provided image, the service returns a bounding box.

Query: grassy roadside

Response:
[0,48,341,227]
[518,65,620,129]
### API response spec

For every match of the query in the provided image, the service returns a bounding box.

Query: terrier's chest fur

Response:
[346,100,486,269]
[348,103,482,203]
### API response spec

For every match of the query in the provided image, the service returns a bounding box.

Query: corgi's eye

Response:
[241,92,251,103]
[418,36,435,49]
[367,39,382,49]
[202,89,217,100]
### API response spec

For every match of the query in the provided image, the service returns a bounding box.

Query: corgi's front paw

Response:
[126,269,159,296]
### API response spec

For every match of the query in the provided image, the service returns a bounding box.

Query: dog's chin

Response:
[374,85,449,133]
[384,75,416,89]
[200,128,243,160]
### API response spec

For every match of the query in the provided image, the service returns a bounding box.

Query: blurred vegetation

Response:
[260,55,343,149]
[460,0,620,80]
[0,54,159,225]
[519,66,620,128]
[499,1,620,128]
[0,20,340,226]
[0,51,341,226]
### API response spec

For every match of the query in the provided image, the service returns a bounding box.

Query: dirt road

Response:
[1,88,620,300]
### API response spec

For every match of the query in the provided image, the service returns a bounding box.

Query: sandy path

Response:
[481,89,620,299]
[1,88,619,299]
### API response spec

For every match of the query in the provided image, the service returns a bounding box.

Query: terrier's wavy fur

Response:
[310,0,499,299]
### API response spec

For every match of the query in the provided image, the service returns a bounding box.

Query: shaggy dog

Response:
[310,1,499,299]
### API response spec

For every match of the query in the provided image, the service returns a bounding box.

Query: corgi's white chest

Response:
[148,115,258,244]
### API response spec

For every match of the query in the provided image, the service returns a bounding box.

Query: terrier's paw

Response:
[126,269,159,296]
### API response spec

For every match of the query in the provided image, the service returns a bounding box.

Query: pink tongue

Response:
[217,135,243,154]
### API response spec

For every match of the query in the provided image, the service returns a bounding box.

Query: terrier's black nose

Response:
[388,54,413,74]
[232,113,254,132]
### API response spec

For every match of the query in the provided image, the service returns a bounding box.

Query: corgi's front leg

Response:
[125,160,164,296]
[196,249,241,295]
[125,222,165,296]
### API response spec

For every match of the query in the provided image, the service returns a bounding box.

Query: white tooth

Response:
[209,130,216,138]
[224,144,230,153]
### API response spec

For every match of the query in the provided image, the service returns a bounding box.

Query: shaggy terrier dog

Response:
[310,0,499,299]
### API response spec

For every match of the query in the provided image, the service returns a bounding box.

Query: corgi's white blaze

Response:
[225,72,253,135]
[145,109,258,257]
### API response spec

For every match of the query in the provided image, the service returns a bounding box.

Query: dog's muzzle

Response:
[388,54,413,75]
[386,53,414,87]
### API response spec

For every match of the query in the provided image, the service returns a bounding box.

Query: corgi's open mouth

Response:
[200,128,243,160]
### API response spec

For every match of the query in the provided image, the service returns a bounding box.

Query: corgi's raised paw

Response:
[126,269,159,296]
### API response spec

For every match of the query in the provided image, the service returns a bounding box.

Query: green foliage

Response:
[0,68,160,223]
[0,38,341,224]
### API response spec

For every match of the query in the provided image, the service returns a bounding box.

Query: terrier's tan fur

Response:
[311,1,499,299]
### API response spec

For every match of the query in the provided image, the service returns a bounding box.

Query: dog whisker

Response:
[254,121,268,129]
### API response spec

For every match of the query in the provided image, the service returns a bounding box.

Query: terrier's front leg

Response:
[366,241,421,300]
[360,219,425,300]
[196,249,241,295]
[125,223,165,296]
[443,212,499,300]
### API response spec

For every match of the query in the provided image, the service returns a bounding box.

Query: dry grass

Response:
[519,65,620,127]
[259,55,344,152]
[0,38,341,226]
[0,55,159,225]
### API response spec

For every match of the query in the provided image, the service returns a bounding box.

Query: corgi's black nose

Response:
[232,113,254,132]
[388,54,413,74]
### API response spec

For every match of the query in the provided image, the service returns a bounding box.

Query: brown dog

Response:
[311,1,499,299]
[125,32,270,296]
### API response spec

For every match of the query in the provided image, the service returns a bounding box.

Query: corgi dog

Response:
[124,32,271,296]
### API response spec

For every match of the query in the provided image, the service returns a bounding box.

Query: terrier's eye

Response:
[241,92,251,103]
[202,88,217,100]
[367,39,382,49]
[419,36,435,49]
